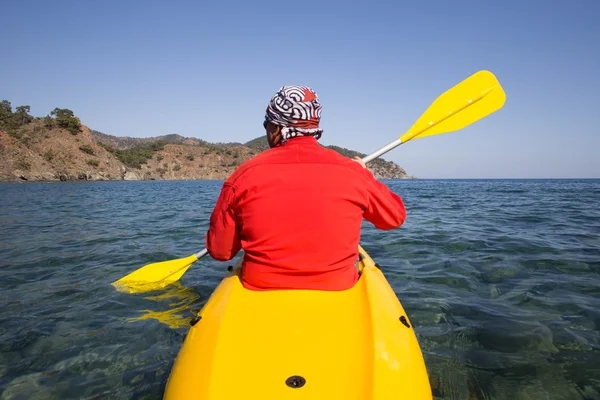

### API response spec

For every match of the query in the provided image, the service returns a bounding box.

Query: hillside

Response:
[0,101,413,182]
[90,130,195,149]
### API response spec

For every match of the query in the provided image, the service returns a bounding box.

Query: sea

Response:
[0,179,599,399]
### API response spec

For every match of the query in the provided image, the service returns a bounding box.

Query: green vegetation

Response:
[1,100,14,124]
[186,154,194,161]
[100,141,167,169]
[86,159,100,167]
[97,142,112,151]
[0,100,86,141]
[44,150,57,161]
[43,116,54,129]
[15,106,33,125]
[0,100,33,137]
[79,145,94,155]
[50,108,82,135]
[173,163,181,171]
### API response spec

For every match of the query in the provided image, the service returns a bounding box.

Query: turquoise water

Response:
[0,179,599,399]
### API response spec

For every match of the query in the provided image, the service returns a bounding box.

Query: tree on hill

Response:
[0,100,33,136]
[50,108,82,135]
[0,100,12,126]
[15,105,33,125]
[0,100,11,113]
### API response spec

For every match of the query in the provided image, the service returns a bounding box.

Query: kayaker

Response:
[206,85,406,291]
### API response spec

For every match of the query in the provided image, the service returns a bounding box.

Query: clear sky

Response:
[3,0,599,178]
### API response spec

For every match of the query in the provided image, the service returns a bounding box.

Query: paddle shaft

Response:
[195,248,209,259]
[361,138,403,164]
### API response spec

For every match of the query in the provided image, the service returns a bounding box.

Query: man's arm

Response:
[353,157,406,230]
[363,177,406,230]
[206,182,242,260]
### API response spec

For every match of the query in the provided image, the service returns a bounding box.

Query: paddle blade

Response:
[112,254,198,294]
[401,70,506,143]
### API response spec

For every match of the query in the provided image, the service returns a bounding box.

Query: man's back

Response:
[206,136,406,291]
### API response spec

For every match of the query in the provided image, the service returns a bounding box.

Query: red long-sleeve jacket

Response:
[206,136,406,291]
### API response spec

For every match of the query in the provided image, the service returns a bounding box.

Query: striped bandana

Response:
[265,85,323,144]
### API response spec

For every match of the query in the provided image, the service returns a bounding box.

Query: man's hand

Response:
[352,156,367,169]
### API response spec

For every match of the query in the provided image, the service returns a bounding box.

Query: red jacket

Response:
[206,136,406,291]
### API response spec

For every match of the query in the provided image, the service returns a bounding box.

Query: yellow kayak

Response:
[164,245,432,399]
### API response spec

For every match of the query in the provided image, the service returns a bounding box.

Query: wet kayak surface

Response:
[1,179,599,399]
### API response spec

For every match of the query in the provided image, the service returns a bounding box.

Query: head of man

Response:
[263,85,323,148]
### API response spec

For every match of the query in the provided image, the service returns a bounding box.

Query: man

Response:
[206,85,406,291]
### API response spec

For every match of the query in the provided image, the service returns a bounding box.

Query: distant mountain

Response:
[91,130,203,149]
[0,100,413,182]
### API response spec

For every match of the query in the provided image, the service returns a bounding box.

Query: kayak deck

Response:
[164,246,431,399]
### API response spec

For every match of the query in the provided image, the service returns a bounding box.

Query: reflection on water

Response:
[127,283,203,329]
[0,179,599,399]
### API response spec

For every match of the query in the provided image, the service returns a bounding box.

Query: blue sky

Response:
[3,0,599,178]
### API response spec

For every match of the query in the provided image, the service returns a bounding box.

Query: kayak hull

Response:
[164,246,431,399]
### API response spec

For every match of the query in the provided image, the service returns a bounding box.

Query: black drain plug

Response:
[285,375,306,388]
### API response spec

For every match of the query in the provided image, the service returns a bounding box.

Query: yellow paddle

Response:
[113,69,506,294]
[112,249,208,293]
[362,70,506,163]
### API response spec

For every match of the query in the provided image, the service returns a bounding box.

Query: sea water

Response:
[0,179,598,399]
